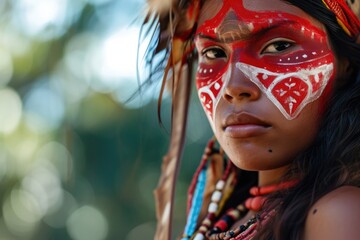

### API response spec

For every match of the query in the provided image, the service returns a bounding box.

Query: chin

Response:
[229,154,291,172]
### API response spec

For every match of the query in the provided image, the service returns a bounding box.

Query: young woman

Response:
[144,0,360,239]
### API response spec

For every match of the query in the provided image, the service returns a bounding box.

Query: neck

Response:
[258,164,290,186]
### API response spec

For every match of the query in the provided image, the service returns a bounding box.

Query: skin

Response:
[194,0,342,185]
[194,0,360,238]
[304,186,360,240]
[196,1,334,121]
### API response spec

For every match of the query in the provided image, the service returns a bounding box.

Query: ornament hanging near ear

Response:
[346,0,360,19]
[347,0,360,43]
[322,0,360,43]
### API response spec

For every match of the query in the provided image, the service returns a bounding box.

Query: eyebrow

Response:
[196,19,298,43]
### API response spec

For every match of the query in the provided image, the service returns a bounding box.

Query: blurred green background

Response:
[0,0,213,239]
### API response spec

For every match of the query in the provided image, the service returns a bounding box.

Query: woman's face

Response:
[194,0,338,170]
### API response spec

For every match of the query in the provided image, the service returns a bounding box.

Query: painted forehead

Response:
[197,0,325,38]
[195,0,335,122]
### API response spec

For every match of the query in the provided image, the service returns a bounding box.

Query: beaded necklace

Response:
[207,181,298,240]
[181,140,298,240]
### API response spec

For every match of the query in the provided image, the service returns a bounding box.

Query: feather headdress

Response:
[144,0,201,239]
[323,0,360,42]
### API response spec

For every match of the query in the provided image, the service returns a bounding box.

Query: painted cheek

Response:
[317,62,337,115]
[236,49,335,119]
[196,0,336,120]
[228,18,336,119]
[196,59,228,121]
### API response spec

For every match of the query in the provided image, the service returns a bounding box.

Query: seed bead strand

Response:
[233,211,275,240]
[193,162,236,240]
[187,139,215,213]
[207,181,293,240]
[208,213,259,240]
[182,139,217,240]
[207,204,247,238]
[182,169,207,239]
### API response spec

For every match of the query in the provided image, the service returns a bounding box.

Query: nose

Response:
[222,63,261,103]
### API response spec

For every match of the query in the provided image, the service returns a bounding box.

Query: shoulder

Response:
[304,186,360,240]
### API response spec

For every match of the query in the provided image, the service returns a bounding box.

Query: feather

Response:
[154,63,192,240]
[152,1,201,239]
[346,0,360,19]
[147,0,174,16]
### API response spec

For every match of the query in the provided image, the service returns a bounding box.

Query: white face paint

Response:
[195,0,336,127]
[197,65,231,130]
[235,62,334,120]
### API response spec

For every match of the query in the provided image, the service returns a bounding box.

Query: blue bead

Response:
[183,169,207,236]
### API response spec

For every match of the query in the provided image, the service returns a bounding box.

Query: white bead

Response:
[208,202,218,213]
[193,233,205,240]
[211,190,222,202]
[216,180,225,190]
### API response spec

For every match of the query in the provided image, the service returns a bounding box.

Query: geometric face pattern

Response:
[196,65,228,120]
[235,62,334,120]
[195,0,335,124]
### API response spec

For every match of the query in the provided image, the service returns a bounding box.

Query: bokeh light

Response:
[63,32,98,87]
[0,0,212,239]
[12,0,80,40]
[0,48,14,87]
[43,191,78,229]
[21,163,63,215]
[66,205,108,240]
[0,88,22,134]
[24,80,65,133]
[35,141,73,181]
[125,222,156,240]
[0,148,8,182]
[3,188,42,237]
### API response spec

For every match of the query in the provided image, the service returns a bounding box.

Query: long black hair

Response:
[255,1,360,239]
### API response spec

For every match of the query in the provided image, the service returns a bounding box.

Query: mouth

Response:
[223,112,271,138]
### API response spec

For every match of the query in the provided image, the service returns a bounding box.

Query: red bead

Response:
[249,180,299,196]
[214,219,228,231]
[245,196,265,211]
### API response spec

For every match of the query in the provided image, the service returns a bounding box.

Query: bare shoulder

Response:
[304,186,360,240]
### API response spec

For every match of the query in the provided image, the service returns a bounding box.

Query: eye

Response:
[262,39,294,54]
[202,47,226,60]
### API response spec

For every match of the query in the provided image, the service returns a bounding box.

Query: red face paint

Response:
[195,0,335,122]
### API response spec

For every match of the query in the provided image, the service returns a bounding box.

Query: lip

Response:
[223,112,271,138]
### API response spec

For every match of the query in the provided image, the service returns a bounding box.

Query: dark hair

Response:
[255,1,360,239]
